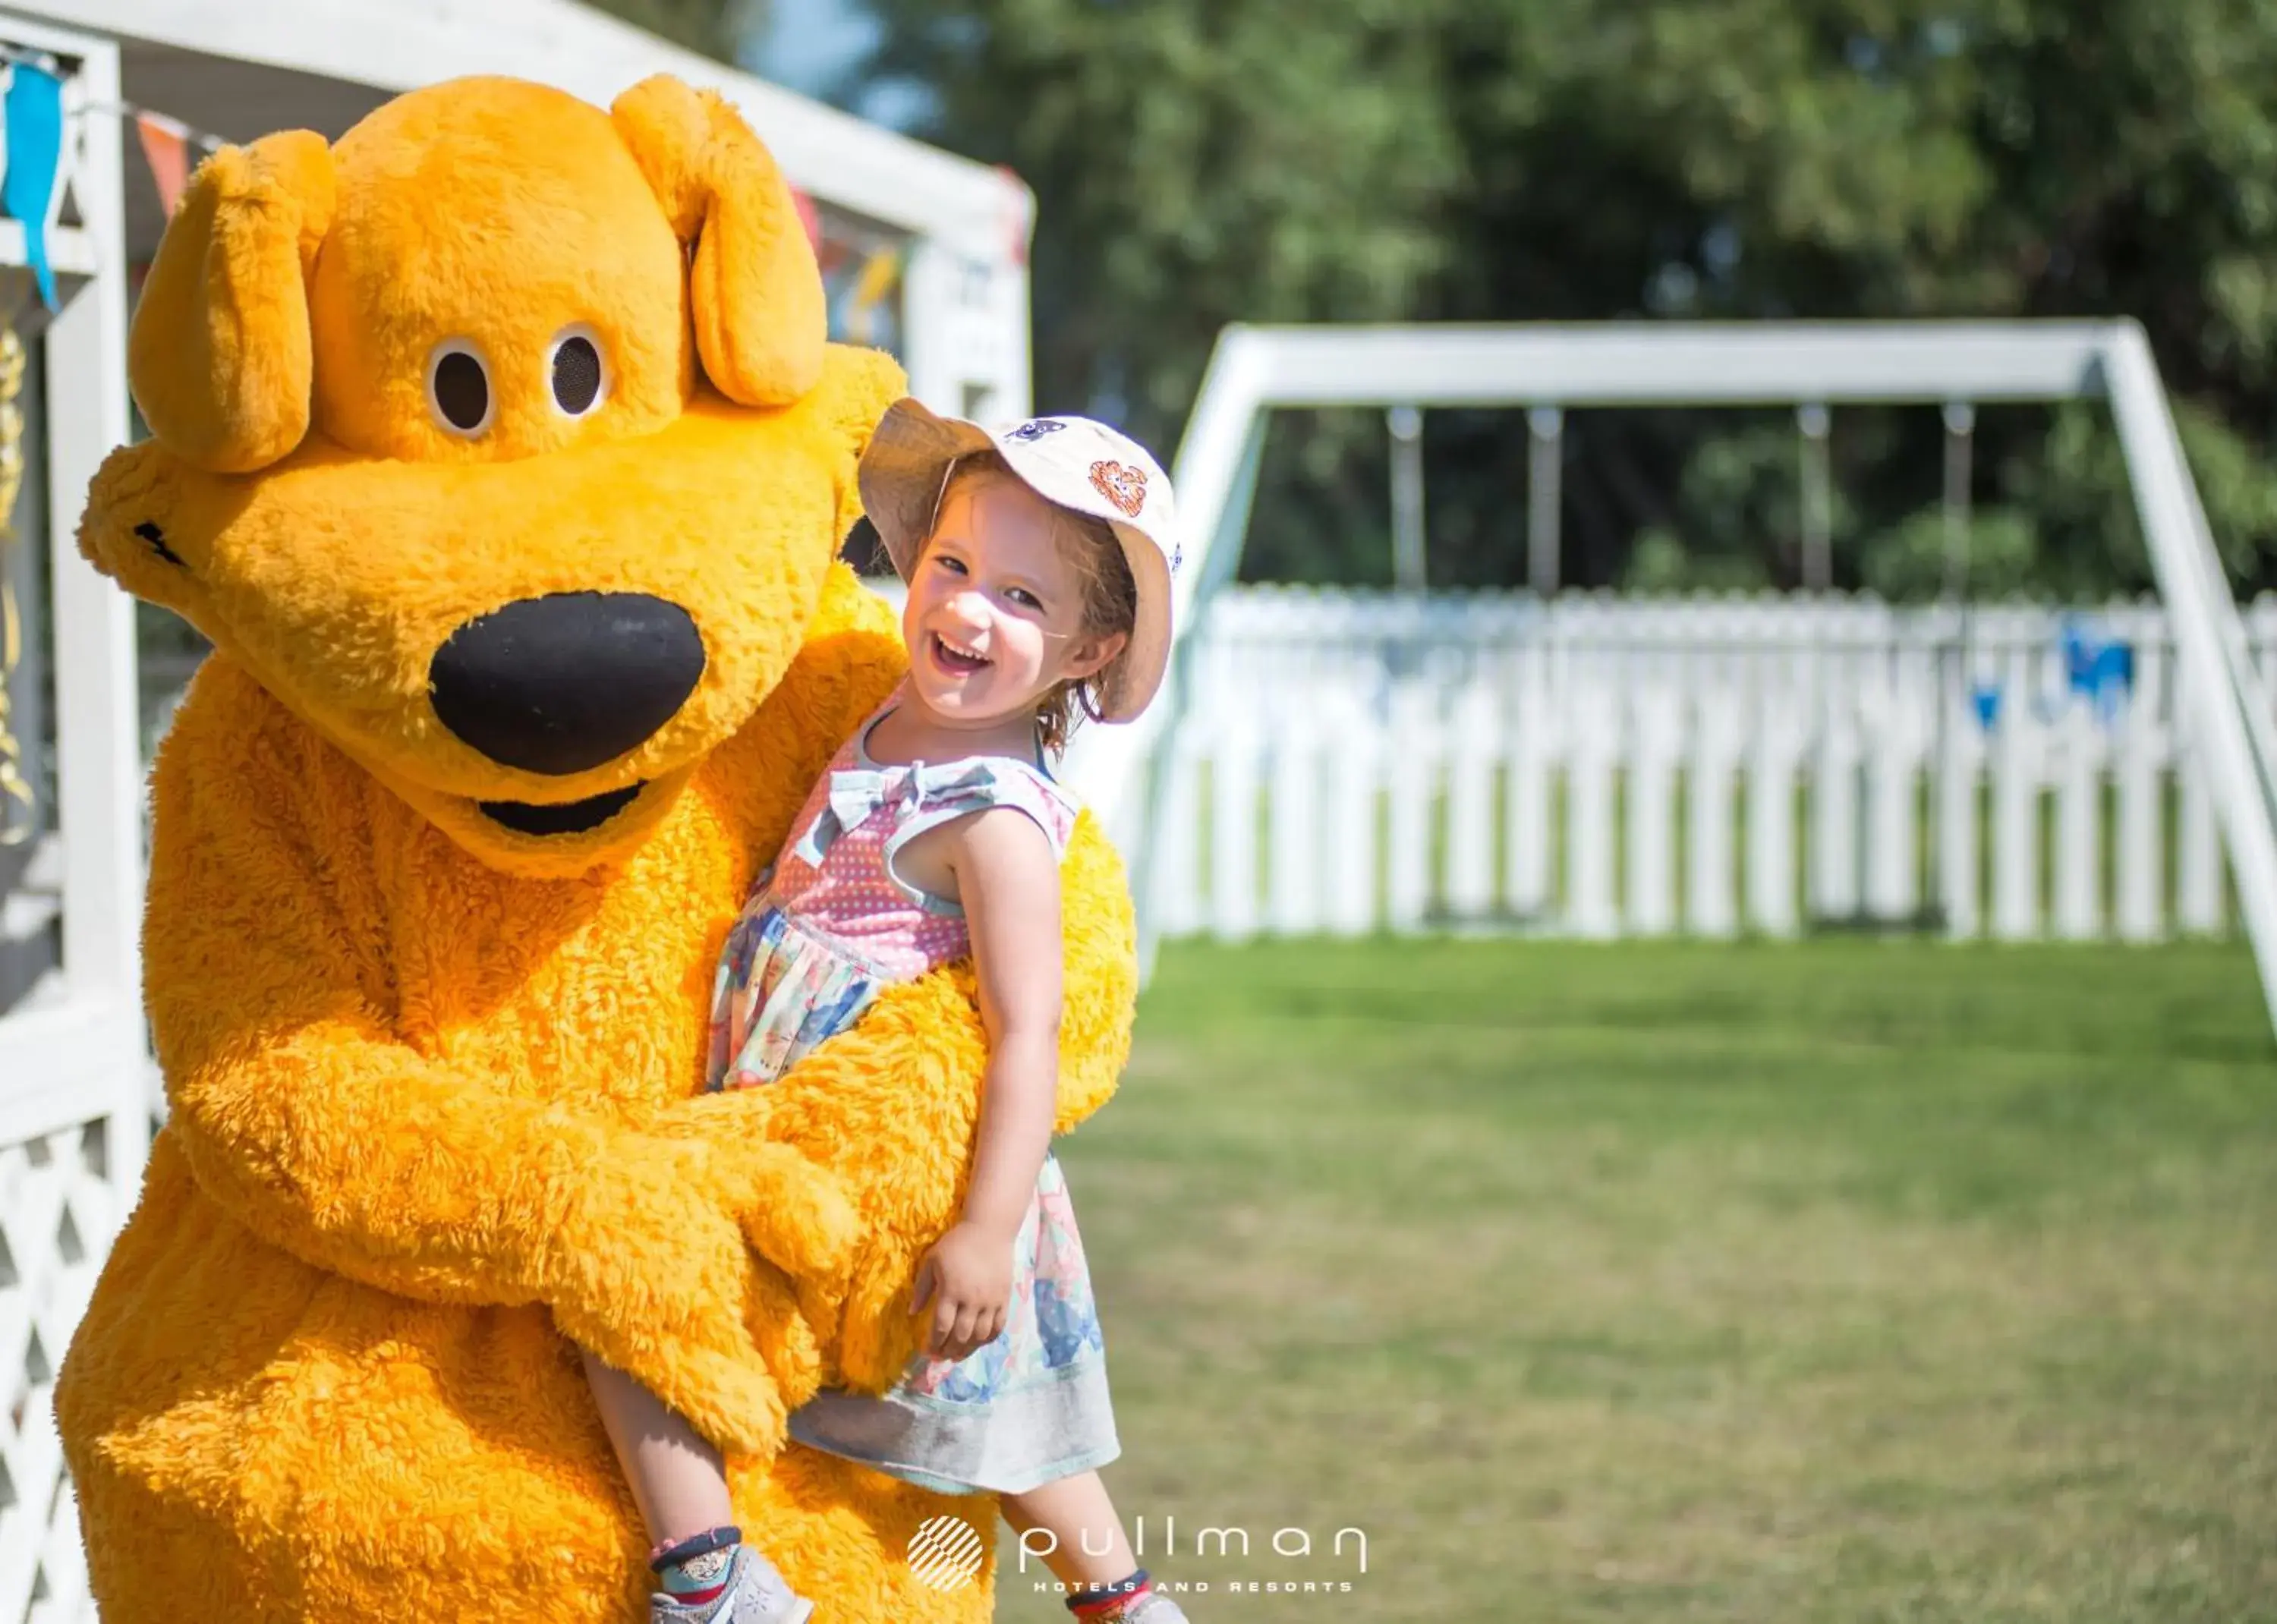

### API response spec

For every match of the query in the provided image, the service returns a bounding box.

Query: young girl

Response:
[582,402,1192,1624]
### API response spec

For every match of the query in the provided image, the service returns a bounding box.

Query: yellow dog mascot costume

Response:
[55,74,1135,1622]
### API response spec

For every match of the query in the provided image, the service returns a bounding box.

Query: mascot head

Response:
[80,74,902,875]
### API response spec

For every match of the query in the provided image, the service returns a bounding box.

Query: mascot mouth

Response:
[477,783,646,835]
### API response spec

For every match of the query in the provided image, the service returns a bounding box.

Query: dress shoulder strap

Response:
[920,756,1081,858]
[789,751,1082,876]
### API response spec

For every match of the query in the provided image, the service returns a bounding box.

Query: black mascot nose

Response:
[429,592,707,776]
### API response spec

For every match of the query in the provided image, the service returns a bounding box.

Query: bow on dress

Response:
[790,757,1005,870]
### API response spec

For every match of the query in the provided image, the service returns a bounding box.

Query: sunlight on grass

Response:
[994,939,2277,1622]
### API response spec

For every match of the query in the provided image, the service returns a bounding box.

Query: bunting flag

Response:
[839,244,902,346]
[0,44,228,245]
[1,62,63,310]
[996,165,1032,269]
[789,184,822,255]
[134,110,193,217]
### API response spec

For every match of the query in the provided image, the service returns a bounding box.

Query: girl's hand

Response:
[911,1221,1016,1361]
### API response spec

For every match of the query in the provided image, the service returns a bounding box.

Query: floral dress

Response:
[707,694,1118,1495]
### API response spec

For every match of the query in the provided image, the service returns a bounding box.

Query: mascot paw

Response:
[721,1140,860,1289]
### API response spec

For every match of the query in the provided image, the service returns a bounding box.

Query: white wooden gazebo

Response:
[0,4,1034,1615]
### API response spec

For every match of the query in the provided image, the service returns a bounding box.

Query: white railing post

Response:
[1938,681,1985,939]
[1746,697,1804,938]
[1626,687,1681,936]
[1384,678,1435,933]
[1809,691,1861,923]
[1862,656,1925,924]
[1686,688,1741,939]
[1324,691,1381,938]
[2052,703,2105,940]
[2114,695,2165,943]
[1266,706,1322,936]
[1505,644,1555,921]
[2177,739,2225,936]
[1443,678,1498,922]
[1567,682,1619,939]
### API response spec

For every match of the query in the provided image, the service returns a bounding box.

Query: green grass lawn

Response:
[995,938,2277,1622]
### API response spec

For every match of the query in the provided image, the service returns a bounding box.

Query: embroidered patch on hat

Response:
[1090,460,1147,517]
[1006,419,1067,442]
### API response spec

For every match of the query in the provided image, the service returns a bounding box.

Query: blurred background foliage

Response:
[604,0,2277,599]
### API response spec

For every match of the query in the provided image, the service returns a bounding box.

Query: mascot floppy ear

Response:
[612,75,828,408]
[129,131,335,474]
[816,345,912,542]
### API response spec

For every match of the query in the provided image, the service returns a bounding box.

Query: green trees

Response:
[583,0,760,61]
[857,1,2277,596]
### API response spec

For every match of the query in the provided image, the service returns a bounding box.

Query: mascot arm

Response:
[676,808,1138,1393]
[146,663,846,1456]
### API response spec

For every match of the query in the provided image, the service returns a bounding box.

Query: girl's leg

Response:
[582,1352,814,1619]
[581,1347,734,1543]
[1003,1470,1140,1591]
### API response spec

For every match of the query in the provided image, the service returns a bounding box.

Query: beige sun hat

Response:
[858,398,1183,723]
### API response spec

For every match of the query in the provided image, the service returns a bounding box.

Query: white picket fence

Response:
[1145,588,2277,945]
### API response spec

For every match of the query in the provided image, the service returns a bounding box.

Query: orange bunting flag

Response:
[134,111,191,217]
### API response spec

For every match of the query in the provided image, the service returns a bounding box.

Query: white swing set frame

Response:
[1063,321,2277,1039]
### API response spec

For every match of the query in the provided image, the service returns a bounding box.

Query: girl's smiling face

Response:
[900,474,1123,735]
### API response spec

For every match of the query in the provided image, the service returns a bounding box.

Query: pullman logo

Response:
[908,1515,987,1592]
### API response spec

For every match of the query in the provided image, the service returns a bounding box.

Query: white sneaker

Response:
[650,1546,815,1624]
[1120,1594,1192,1622]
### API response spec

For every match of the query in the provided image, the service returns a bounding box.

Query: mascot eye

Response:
[548,326,607,418]
[427,340,494,436]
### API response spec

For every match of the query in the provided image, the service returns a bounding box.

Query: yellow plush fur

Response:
[56,75,1135,1622]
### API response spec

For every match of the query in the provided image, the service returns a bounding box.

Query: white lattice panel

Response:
[0,1121,117,1624]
